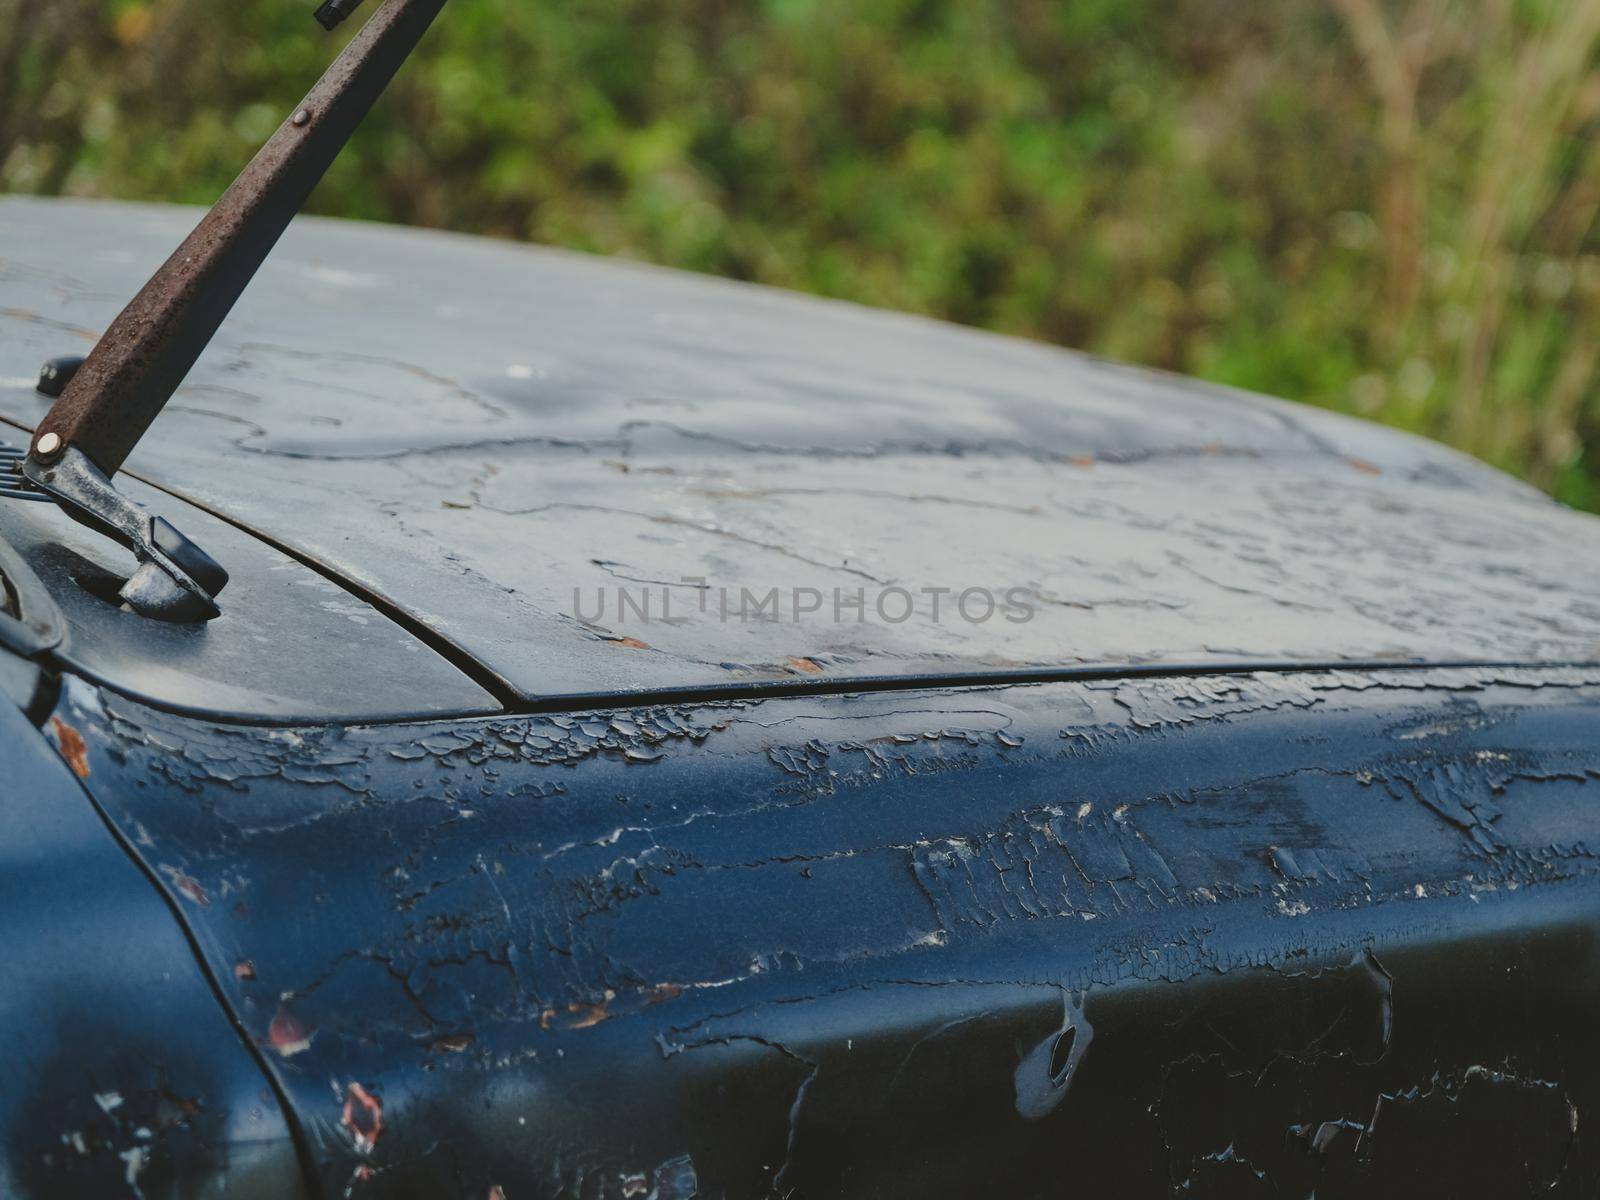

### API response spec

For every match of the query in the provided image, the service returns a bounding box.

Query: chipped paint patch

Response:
[159,865,209,907]
[1014,992,1093,1119]
[268,1002,314,1058]
[649,1155,698,1199]
[341,1081,383,1156]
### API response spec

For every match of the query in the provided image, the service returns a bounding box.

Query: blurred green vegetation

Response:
[5,0,1600,505]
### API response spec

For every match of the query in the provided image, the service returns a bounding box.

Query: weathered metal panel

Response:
[48,666,1600,1196]
[0,698,310,1199]
[5,199,1600,706]
[0,437,498,722]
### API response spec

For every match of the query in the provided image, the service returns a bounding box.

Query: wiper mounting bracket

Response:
[22,446,227,622]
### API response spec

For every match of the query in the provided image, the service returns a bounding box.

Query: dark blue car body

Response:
[3,197,1600,1198]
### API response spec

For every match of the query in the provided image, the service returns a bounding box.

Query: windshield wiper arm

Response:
[19,0,446,621]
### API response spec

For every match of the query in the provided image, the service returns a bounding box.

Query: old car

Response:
[4,1,1600,1196]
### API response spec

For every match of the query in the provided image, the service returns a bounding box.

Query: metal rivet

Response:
[292,108,312,127]
[34,432,62,460]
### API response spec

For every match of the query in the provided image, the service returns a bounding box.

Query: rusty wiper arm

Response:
[19,0,445,620]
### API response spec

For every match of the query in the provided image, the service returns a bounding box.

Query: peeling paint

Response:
[38,664,1600,1196]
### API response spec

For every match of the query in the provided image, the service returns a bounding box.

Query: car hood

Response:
[3,195,1599,707]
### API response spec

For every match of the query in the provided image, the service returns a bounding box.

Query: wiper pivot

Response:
[23,446,226,623]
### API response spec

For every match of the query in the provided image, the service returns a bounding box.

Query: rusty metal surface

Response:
[5,198,1600,708]
[28,0,445,478]
[49,666,1600,1196]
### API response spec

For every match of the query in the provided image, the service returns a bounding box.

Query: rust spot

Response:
[1071,456,1096,468]
[268,1003,314,1058]
[234,960,257,981]
[540,991,614,1031]
[342,1081,383,1155]
[566,999,611,1029]
[612,636,651,650]
[427,1033,475,1054]
[49,717,91,778]
[787,656,825,674]
[1203,442,1225,454]
[159,865,210,907]
[1348,457,1383,475]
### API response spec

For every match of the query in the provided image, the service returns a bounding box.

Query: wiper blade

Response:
[17,0,446,620]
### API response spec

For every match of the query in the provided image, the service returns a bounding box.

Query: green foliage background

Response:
[5,0,1600,505]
